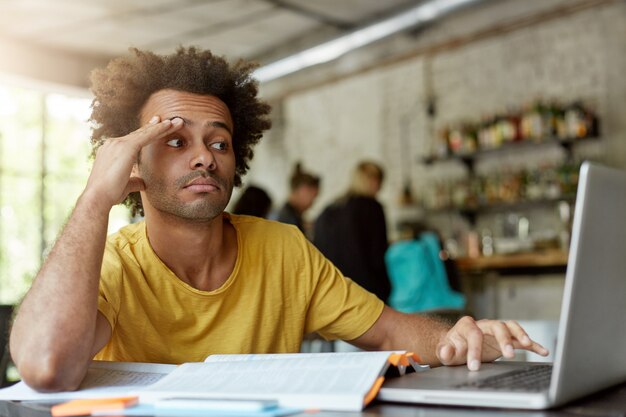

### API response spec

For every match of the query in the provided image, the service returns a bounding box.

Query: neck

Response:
[144,211,237,291]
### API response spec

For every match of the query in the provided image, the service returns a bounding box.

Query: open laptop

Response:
[378,161,626,409]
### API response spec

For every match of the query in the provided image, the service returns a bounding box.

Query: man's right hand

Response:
[84,115,183,211]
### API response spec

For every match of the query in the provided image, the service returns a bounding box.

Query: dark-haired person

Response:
[232,185,272,218]
[10,47,547,393]
[275,162,320,235]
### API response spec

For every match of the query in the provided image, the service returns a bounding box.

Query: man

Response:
[10,47,547,392]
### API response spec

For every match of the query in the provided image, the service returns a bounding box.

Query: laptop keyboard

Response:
[454,364,553,392]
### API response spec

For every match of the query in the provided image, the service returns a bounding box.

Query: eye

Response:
[210,142,228,151]
[166,138,184,148]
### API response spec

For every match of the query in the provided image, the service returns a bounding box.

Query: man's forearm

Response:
[356,308,548,369]
[380,310,451,365]
[352,306,451,365]
[10,192,111,391]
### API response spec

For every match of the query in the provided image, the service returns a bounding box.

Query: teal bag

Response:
[385,232,465,313]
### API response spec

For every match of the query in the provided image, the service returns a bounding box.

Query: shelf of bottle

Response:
[423,194,576,218]
[422,135,600,166]
[456,248,569,274]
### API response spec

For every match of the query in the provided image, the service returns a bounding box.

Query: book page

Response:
[205,351,423,374]
[77,364,172,390]
[0,361,175,401]
[204,351,404,363]
[141,352,395,410]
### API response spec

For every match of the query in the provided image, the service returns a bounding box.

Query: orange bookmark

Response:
[51,396,138,417]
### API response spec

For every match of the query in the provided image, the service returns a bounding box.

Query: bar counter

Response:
[456,249,569,274]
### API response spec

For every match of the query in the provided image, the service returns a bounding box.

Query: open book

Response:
[0,352,424,412]
[139,351,424,411]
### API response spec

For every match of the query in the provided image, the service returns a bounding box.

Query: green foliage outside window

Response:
[0,85,131,305]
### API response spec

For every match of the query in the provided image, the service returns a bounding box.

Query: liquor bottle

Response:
[554,101,568,140]
[463,124,478,154]
[584,105,600,138]
[565,102,586,138]
[436,126,450,159]
[478,116,491,150]
[448,126,464,154]
[543,101,559,138]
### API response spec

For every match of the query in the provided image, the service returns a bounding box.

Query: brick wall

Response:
[239,0,626,320]
[244,0,626,242]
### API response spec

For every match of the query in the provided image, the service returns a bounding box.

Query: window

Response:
[0,84,131,304]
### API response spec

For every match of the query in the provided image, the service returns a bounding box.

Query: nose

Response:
[189,142,217,171]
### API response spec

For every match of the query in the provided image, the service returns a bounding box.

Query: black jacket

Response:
[313,195,391,302]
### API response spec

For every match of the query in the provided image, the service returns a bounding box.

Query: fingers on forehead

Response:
[133,119,176,142]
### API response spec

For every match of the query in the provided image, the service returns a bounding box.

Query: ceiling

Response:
[0,0,426,65]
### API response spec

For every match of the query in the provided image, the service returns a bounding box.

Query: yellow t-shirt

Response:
[95,213,384,363]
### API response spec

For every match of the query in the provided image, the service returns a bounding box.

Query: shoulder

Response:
[315,201,346,233]
[103,222,146,269]
[107,222,145,247]
[228,213,303,242]
[229,213,321,276]
[344,196,384,214]
[349,195,381,206]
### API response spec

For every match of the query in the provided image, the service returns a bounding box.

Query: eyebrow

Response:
[168,116,232,135]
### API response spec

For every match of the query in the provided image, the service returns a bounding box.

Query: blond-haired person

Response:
[314,161,390,302]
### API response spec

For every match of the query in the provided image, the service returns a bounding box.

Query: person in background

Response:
[275,162,320,235]
[314,161,391,302]
[231,185,272,218]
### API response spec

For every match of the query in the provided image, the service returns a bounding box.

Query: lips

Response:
[184,176,220,192]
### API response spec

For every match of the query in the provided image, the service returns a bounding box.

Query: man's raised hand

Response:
[84,116,183,211]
